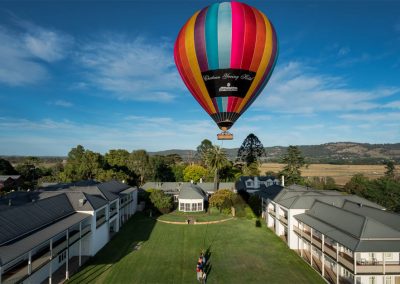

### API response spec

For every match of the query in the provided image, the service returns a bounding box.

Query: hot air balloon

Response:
[174,1,278,140]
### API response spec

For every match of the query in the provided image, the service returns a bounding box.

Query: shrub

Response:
[149,189,173,214]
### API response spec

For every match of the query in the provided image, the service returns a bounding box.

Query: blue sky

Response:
[0,0,399,156]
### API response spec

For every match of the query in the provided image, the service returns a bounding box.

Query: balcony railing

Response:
[279,215,288,225]
[268,210,276,217]
[110,208,118,218]
[338,253,354,271]
[96,215,106,228]
[293,226,302,236]
[324,244,337,259]
[386,263,400,273]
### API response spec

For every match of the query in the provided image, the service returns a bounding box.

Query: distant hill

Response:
[150,142,400,164]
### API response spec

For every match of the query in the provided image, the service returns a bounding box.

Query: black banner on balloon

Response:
[201,68,256,99]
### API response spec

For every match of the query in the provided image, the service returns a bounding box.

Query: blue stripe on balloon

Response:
[205,3,219,70]
[222,97,228,112]
[217,2,232,69]
[217,97,223,111]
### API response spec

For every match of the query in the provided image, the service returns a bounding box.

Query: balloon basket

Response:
[217,131,233,140]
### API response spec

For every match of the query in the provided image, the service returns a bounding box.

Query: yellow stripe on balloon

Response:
[185,12,217,114]
[236,12,273,113]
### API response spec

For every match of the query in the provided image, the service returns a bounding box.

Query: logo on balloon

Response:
[219,83,238,92]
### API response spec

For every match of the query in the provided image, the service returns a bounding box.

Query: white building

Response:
[263,185,400,284]
[178,184,207,212]
[0,180,137,284]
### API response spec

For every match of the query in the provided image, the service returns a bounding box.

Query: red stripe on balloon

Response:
[249,7,266,72]
[241,3,257,70]
[230,2,245,69]
[194,8,208,73]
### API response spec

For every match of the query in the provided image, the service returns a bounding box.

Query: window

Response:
[385,276,392,284]
[185,203,190,211]
[198,202,202,211]
[385,253,393,260]
[192,203,197,211]
[369,276,376,284]
[180,203,184,211]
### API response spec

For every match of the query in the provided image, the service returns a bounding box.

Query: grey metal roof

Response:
[0,212,90,265]
[273,188,383,210]
[294,201,400,252]
[178,184,207,200]
[0,175,21,182]
[342,200,400,231]
[0,194,75,246]
[255,184,284,200]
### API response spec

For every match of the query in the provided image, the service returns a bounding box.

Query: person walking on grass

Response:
[196,261,202,282]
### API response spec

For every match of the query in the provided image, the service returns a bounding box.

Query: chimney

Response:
[79,198,86,207]
[191,180,193,184]
[254,176,260,188]
[281,175,285,187]
[200,178,203,184]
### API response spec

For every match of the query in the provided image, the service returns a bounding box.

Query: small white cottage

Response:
[178,184,207,212]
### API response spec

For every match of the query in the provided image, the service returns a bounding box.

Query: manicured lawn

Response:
[68,213,324,284]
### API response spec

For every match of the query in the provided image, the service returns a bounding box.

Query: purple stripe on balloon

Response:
[194,8,208,73]
[240,22,278,114]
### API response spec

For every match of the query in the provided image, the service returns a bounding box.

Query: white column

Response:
[321,234,325,277]
[354,251,357,275]
[310,229,313,266]
[300,222,304,257]
[49,239,53,284]
[65,229,69,280]
[383,252,385,275]
[28,251,32,275]
[336,243,339,261]
[336,264,339,284]
[79,222,82,267]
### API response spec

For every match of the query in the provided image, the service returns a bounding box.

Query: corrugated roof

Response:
[342,200,400,231]
[178,184,207,200]
[295,200,400,251]
[0,212,90,265]
[0,194,74,246]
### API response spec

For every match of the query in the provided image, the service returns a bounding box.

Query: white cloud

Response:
[338,47,350,57]
[339,112,400,122]
[256,61,399,114]
[53,100,73,107]
[77,36,183,102]
[0,20,72,86]
[383,101,400,109]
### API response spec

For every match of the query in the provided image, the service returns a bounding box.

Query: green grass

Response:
[68,213,324,284]
[157,210,231,222]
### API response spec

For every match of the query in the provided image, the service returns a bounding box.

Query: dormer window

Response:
[246,179,254,187]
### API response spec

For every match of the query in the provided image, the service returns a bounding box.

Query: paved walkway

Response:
[156,217,234,225]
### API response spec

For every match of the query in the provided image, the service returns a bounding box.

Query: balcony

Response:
[268,210,276,217]
[110,208,118,218]
[279,215,288,225]
[311,234,322,250]
[96,215,106,228]
[385,263,400,273]
[324,243,337,259]
[338,252,354,271]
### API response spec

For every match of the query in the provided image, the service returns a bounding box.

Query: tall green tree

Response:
[205,145,229,190]
[150,155,175,182]
[128,150,151,186]
[0,158,17,175]
[196,139,213,165]
[384,160,396,179]
[236,133,265,166]
[183,165,207,183]
[280,146,306,185]
[105,149,130,168]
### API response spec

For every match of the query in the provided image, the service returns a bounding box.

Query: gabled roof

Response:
[0,175,21,182]
[0,194,74,246]
[0,212,90,265]
[255,184,284,200]
[294,200,400,252]
[178,184,207,200]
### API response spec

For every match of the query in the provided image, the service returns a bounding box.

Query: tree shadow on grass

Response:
[67,212,156,284]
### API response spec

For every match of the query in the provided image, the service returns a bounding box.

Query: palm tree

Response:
[205,145,229,191]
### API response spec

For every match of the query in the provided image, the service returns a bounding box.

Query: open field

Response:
[260,163,394,186]
[68,213,323,284]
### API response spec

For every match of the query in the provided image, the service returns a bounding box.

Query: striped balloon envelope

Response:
[174,1,278,139]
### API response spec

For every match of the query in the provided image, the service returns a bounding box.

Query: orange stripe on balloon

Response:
[235,11,274,113]
[249,7,266,72]
[178,21,211,114]
[184,12,217,114]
